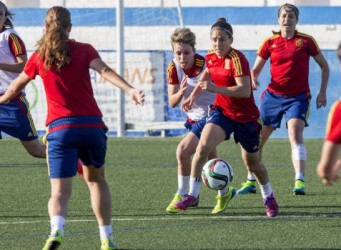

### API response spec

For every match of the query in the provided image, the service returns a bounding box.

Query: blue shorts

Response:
[207,107,261,153]
[0,94,38,141]
[184,117,207,139]
[260,90,311,129]
[46,116,108,178]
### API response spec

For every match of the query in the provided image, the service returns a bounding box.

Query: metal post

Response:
[177,0,184,27]
[116,0,125,137]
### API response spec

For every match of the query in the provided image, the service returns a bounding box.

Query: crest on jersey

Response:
[224,58,230,70]
[296,38,303,47]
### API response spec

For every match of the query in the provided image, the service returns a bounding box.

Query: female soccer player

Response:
[176,18,279,217]
[165,27,217,213]
[317,44,341,186]
[238,3,330,195]
[0,1,45,158]
[0,6,144,250]
[317,99,341,185]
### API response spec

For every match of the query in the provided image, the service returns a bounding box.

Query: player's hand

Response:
[317,162,339,186]
[182,96,193,112]
[130,89,145,105]
[179,76,188,95]
[0,96,9,105]
[252,80,260,90]
[331,160,341,183]
[316,92,327,109]
[199,80,215,92]
[317,167,333,185]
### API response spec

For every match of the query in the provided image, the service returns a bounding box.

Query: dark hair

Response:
[0,1,14,28]
[278,3,299,19]
[211,17,233,37]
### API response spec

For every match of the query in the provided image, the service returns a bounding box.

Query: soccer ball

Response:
[201,158,233,190]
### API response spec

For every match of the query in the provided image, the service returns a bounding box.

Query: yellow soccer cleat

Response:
[101,238,117,250]
[212,186,236,214]
[42,230,62,250]
[236,180,257,194]
[293,179,305,195]
[166,194,183,213]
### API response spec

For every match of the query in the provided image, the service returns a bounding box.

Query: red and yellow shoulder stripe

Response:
[9,33,24,55]
[229,49,243,76]
[194,56,204,68]
[257,34,280,54]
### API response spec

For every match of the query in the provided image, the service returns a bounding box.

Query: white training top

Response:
[173,58,216,121]
[0,28,24,95]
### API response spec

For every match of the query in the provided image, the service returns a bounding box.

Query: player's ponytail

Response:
[36,6,71,70]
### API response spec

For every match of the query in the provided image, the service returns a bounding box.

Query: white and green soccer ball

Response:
[201,158,233,190]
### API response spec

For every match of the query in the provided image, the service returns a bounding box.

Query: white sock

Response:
[188,176,201,198]
[50,215,65,237]
[259,182,273,199]
[99,225,113,241]
[177,174,190,196]
[218,186,229,196]
[247,172,256,181]
[295,173,305,181]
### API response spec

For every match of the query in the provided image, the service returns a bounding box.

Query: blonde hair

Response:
[36,6,71,70]
[171,27,196,50]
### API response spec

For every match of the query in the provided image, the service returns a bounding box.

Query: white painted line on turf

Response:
[0,213,340,226]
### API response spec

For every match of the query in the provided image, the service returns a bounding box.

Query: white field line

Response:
[0,213,340,226]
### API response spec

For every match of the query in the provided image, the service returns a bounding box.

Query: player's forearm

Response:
[0,62,25,73]
[0,83,22,104]
[189,83,202,100]
[169,91,183,107]
[215,85,250,98]
[251,69,261,84]
[101,68,134,94]
[319,66,329,94]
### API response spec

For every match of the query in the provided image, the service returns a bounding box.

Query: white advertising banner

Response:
[25,51,166,131]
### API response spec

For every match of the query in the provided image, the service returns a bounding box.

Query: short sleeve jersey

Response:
[257,31,320,97]
[167,54,216,121]
[24,40,102,126]
[205,48,259,123]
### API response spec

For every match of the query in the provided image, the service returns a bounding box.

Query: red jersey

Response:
[24,40,102,125]
[257,31,320,97]
[167,54,205,85]
[325,100,341,143]
[205,48,259,123]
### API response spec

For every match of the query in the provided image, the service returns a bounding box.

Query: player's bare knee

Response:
[29,149,46,158]
[85,172,105,183]
[197,144,211,158]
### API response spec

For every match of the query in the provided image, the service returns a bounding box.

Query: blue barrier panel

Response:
[12,7,341,26]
